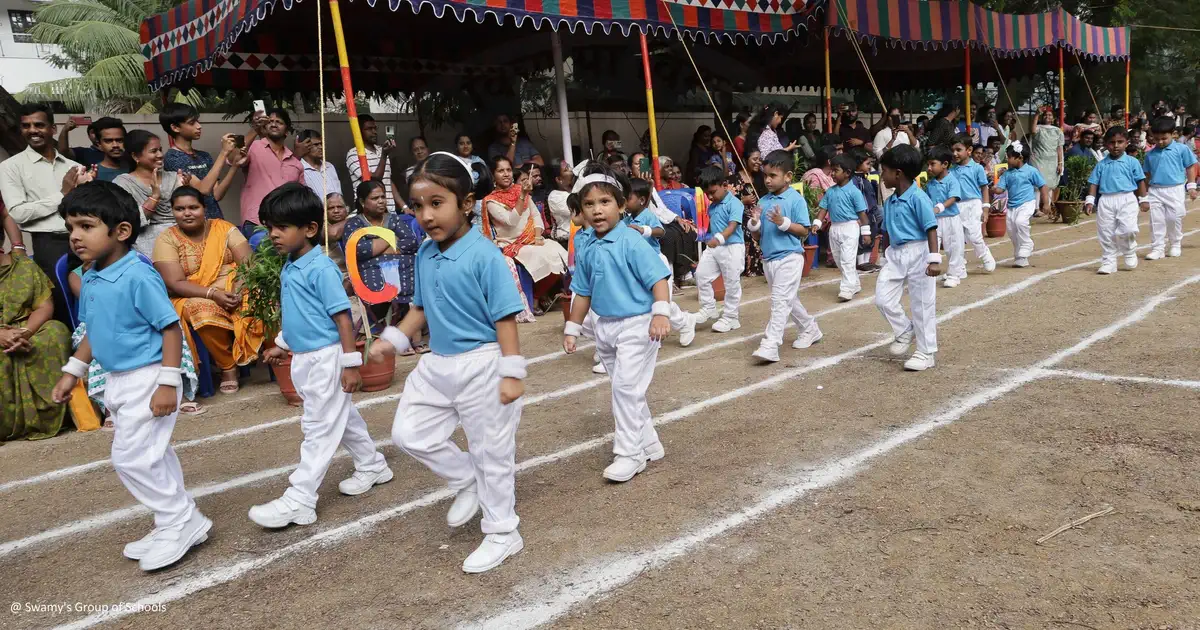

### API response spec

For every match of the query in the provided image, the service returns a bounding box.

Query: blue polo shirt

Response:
[819,182,867,223]
[757,187,809,262]
[1143,141,1197,187]
[707,192,745,245]
[80,251,179,373]
[951,162,988,201]
[413,228,526,356]
[571,222,671,318]
[1088,153,1144,194]
[883,184,938,246]
[925,174,962,218]
[280,246,352,353]
[627,207,663,255]
[997,164,1047,207]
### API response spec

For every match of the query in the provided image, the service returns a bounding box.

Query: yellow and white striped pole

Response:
[328,0,369,179]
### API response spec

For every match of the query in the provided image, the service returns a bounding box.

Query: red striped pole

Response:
[328,0,369,179]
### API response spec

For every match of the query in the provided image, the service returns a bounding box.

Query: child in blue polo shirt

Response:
[994,140,1049,268]
[925,146,965,288]
[746,150,823,364]
[814,154,871,301]
[1143,116,1198,260]
[564,167,671,484]
[627,177,697,347]
[372,152,529,573]
[951,136,997,273]
[52,181,211,572]
[875,145,941,372]
[694,167,745,332]
[1083,127,1149,274]
[253,183,392,529]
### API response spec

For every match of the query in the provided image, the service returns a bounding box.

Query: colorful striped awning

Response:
[825,1,1128,60]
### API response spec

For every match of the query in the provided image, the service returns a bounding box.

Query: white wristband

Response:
[1187,183,1197,191]
[379,326,412,354]
[639,225,653,237]
[62,356,89,378]
[777,217,792,231]
[651,301,670,317]
[1137,197,1149,204]
[811,219,823,231]
[746,218,762,233]
[340,352,363,368]
[982,202,992,209]
[859,224,872,236]
[273,333,290,352]
[1084,195,1096,205]
[934,203,946,214]
[564,321,583,337]
[156,366,182,388]
[713,232,726,245]
[497,355,527,380]
[926,253,943,265]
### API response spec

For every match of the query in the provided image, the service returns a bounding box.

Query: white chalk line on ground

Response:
[1041,368,1200,390]
[51,225,1171,630]
[457,272,1200,630]
[0,216,1118,496]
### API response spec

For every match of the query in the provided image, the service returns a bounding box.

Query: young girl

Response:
[993,140,1049,267]
[564,166,672,483]
[372,152,528,574]
[708,132,737,176]
[342,180,423,338]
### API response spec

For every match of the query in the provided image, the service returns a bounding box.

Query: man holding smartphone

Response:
[872,109,920,159]
[346,114,399,212]
[487,114,543,168]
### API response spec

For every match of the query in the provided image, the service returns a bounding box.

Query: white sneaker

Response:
[248,495,316,529]
[711,318,741,333]
[1145,250,1164,261]
[752,343,780,364]
[593,351,601,363]
[591,362,607,374]
[678,314,696,347]
[903,351,936,371]
[942,276,960,288]
[138,511,212,571]
[1013,258,1030,268]
[338,467,393,496]
[447,484,480,528]
[1167,246,1182,257]
[692,308,719,325]
[603,455,647,482]
[1124,254,1139,270]
[462,531,524,574]
[644,441,665,462]
[123,529,159,561]
[792,324,823,349]
[1097,263,1117,275]
[889,330,914,356]
[837,291,855,302]
[982,257,997,273]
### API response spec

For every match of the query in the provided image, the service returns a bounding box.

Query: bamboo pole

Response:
[1058,46,1066,129]
[824,27,833,134]
[964,46,972,132]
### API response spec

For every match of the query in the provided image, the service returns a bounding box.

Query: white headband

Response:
[429,151,474,177]
[1010,140,1025,154]
[571,159,591,178]
[572,173,621,194]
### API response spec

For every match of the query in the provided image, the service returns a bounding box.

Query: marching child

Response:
[373,152,528,573]
[52,182,211,572]
[924,146,965,288]
[693,166,745,332]
[568,187,606,375]
[746,149,824,364]
[814,154,871,301]
[627,177,697,347]
[951,136,997,273]
[1083,127,1149,274]
[874,145,941,372]
[564,167,672,483]
[252,183,392,529]
[1142,116,1198,260]
[993,140,1049,267]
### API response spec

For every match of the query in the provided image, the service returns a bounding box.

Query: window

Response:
[9,10,36,44]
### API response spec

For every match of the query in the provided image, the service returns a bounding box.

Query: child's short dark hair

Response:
[951,135,973,149]
[880,144,922,181]
[170,185,204,206]
[259,182,323,245]
[1103,126,1129,142]
[59,181,142,245]
[848,147,872,168]
[159,103,198,137]
[831,154,858,174]
[697,165,727,189]
[925,145,953,165]
[762,149,793,172]
[1150,116,1176,135]
[629,177,652,201]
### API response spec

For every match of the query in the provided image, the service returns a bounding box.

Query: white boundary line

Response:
[458,272,1200,630]
[51,230,1166,630]
[1041,368,1200,390]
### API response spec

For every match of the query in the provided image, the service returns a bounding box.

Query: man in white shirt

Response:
[346,114,398,212]
[872,113,921,159]
[296,129,343,201]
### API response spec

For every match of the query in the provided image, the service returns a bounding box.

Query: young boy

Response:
[849,148,882,271]
[951,137,997,273]
[627,178,697,346]
[52,182,211,571]
[747,150,823,363]
[160,103,236,220]
[694,167,745,332]
[1142,116,1198,259]
[253,183,392,527]
[1083,127,1148,274]
[814,154,871,301]
[924,146,964,288]
[874,145,940,371]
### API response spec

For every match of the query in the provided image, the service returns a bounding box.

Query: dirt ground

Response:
[1,210,1198,630]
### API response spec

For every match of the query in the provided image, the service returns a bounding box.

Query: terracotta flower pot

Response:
[271,355,303,407]
[357,341,395,392]
[802,244,819,278]
[1055,200,1082,225]
[986,212,1007,238]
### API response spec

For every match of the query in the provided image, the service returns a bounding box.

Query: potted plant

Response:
[802,184,823,277]
[1056,155,1096,225]
[239,237,301,405]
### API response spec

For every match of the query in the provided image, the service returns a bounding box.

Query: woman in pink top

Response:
[238,108,303,226]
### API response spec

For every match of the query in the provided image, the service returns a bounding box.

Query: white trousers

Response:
[106,363,194,529]
[763,253,816,347]
[659,253,691,332]
[285,343,388,509]
[1147,185,1185,253]
[936,214,966,280]
[594,313,660,459]
[696,243,745,320]
[875,241,938,354]
[392,344,522,533]
[829,221,862,295]
[957,198,994,265]
[1096,192,1140,265]
[1006,200,1037,261]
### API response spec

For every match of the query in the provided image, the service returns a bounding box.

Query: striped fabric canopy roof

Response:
[825,0,1129,60]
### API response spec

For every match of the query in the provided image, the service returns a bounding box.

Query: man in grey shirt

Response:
[487,114,543,169]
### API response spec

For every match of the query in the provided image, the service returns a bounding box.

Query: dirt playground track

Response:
[2,211,1199,630]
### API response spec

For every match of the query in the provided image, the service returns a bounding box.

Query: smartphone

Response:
[233,134,245,149]
[252,100,266,115]
[385,125,396,139]
[638,157,651,174]
[511,122,520,134]
[70,115,92,126]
